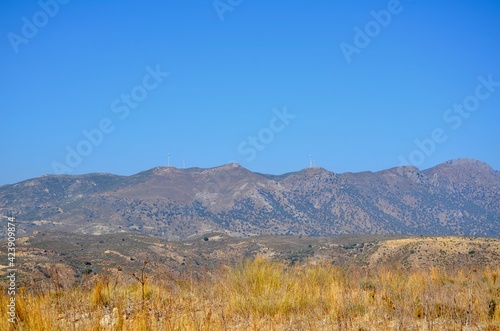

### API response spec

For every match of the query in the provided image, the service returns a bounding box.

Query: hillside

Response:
[2,232,500,330]
[0,158,499,239]
[3,232,500,285]
[3,233,500,331]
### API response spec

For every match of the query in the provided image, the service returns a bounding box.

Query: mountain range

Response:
[1,158,498,239]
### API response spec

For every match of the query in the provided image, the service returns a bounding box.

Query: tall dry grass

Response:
[1,257,499,330]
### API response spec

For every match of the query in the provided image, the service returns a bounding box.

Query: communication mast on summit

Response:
[309,154,317,168]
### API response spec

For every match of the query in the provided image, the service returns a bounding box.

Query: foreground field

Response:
[2,257,500,330]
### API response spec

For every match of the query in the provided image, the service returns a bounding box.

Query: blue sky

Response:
[1,0,499,185]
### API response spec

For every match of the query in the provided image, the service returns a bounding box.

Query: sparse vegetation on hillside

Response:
[2,257,500,330]
[2,159,499,239]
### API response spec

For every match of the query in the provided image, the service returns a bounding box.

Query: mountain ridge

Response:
[1,158,498,239]
[8,157,496,184]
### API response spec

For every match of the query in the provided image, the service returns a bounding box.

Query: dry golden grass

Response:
[2,257,500,330]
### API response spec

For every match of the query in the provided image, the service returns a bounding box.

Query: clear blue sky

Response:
[1,0,499,185]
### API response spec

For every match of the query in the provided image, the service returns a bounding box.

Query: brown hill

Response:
[3,232,500,285]
[0,158,498,239]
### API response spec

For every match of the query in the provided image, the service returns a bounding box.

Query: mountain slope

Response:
[1,159,498,239]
